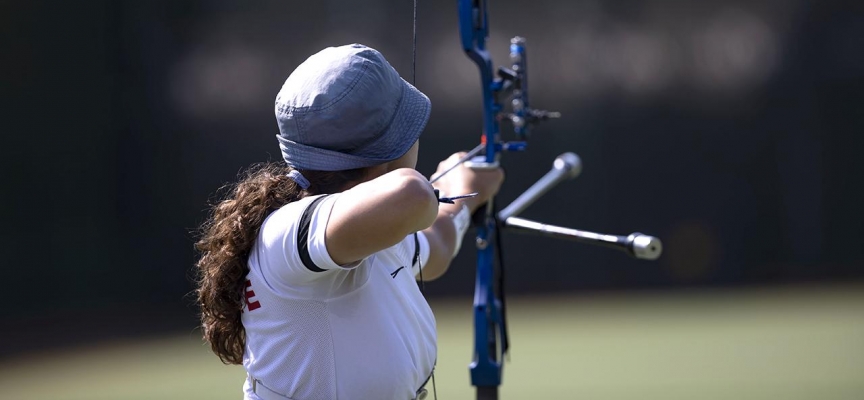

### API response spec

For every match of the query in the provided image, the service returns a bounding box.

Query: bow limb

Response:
[457,1,508,399]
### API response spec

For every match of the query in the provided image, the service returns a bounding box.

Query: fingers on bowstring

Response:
[438,151,468,169]
[449,151,468,162]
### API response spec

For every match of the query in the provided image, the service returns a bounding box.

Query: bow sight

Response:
[451,1,664,399]
[457,1,562,170]
[501,36,562,137]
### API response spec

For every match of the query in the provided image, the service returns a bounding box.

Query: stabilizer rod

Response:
[502,217,663,260]
[497,152,662,260]
[498,152,582,222]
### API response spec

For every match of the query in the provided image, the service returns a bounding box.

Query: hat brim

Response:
[278,78,431,172]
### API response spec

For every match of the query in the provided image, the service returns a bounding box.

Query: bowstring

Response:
[412,2,438,399]
[412,0,417,86]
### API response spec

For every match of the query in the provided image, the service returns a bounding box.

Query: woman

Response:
[195,44,504,400]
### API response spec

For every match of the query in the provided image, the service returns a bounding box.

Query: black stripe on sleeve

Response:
[412,232,421,267]
[297,195,330,273]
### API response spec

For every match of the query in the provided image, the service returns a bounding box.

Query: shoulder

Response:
[254,194,359,287]
[267,194,327,224]
[259,194,332,245]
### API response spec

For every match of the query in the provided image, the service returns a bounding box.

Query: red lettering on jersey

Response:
[244,280,261,311]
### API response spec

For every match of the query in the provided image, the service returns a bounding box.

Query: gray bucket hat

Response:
[275,44,431,171]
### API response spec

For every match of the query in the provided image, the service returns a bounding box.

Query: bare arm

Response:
[325,168,439,265]
[324,154,503,275]
[417,153,505,280]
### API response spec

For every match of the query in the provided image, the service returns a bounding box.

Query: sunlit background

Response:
[3,0,863,399]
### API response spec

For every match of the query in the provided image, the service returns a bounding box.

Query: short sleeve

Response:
[254,194,359,290]
[303,194,362,272]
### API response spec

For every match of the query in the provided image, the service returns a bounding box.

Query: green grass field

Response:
[1,285,862,400]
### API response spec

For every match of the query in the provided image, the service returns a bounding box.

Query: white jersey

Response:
[241,194,435,400]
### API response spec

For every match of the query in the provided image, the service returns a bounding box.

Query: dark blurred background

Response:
[3,0,863,360]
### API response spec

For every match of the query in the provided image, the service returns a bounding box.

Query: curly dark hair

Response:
[194,162,366,364]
